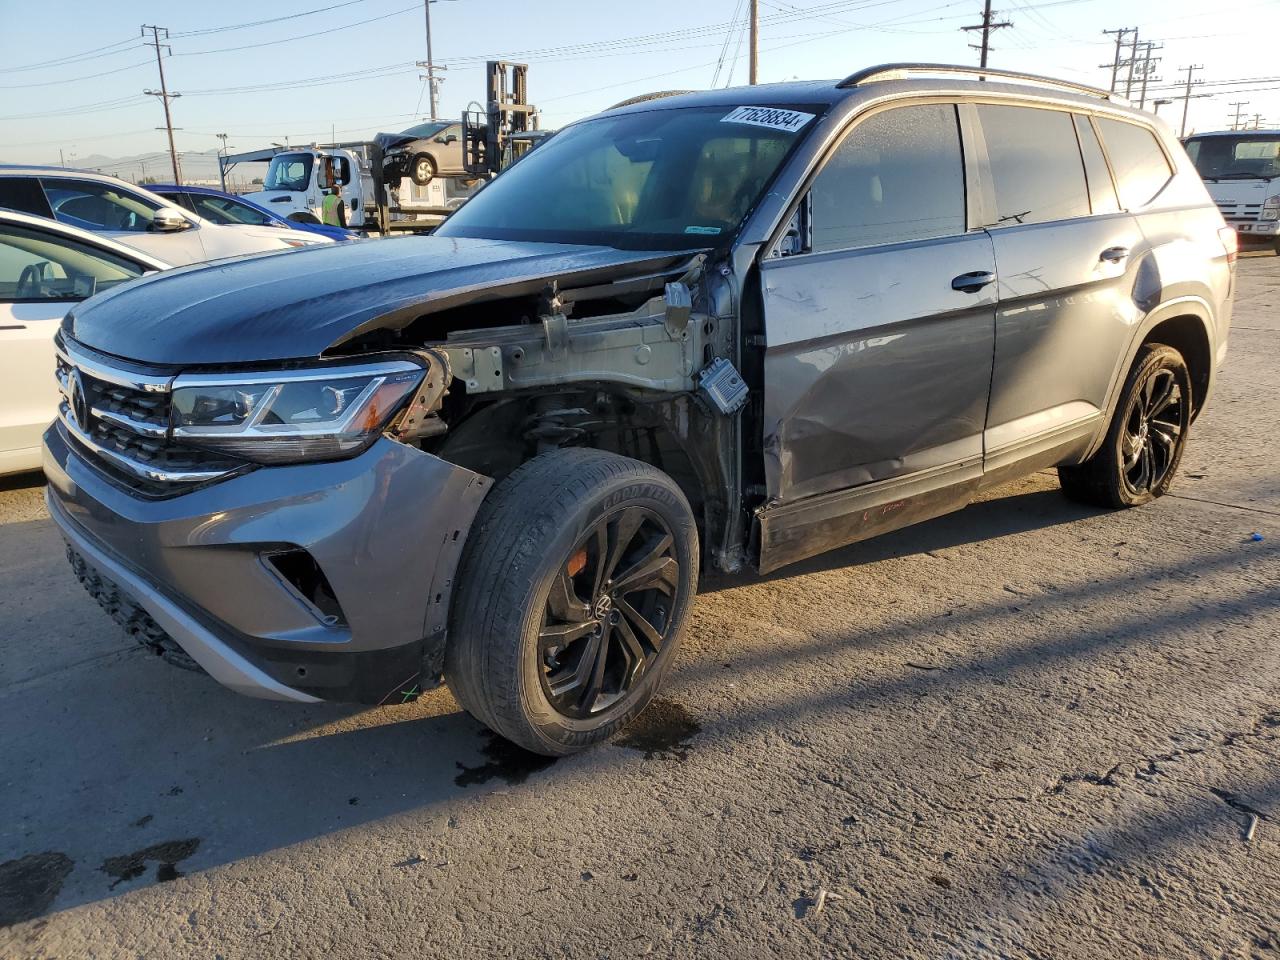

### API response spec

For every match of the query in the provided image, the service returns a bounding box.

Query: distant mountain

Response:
[54,149,228,187]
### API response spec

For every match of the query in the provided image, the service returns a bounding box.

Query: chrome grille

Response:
[55,336,247,496]
[1216,200,1263,224]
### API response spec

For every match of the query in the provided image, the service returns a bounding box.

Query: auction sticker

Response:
[721,106,814,133]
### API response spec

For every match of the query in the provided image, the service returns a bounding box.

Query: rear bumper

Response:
[43,424,490,703]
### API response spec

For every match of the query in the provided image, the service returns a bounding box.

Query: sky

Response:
[2,0,1278,183]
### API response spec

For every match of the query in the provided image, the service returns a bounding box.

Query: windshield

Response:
[436,104,818,250]
[263,153,314,192]
[1184,135,1280,180]
[401,121,451,139]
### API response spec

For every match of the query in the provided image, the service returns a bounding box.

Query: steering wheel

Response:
[17,262,50,298]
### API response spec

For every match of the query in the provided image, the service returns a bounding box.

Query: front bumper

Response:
[44,423,489,703]
[1232,220,1279,240]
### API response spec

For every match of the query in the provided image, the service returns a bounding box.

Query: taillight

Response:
[1218,225,1238,264]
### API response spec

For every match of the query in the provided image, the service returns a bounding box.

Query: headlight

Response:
[1262,194,1280,221]
[170,359,424,464]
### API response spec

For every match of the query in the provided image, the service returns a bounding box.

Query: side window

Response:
[1096,118,1174,210]
[157,191,197,215]
[977,105,1090,226]
[809,103,965,253]
[40,178,160,233]
[0,177,53,219]
[0,224,145,302]
[1073,115,1120,215]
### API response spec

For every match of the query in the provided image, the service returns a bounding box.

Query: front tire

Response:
[1059,343,1192,508]
[409,153,437,186]
[446,449,699,755]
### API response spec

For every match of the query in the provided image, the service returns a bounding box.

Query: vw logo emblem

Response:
[593,594,613,619]
[68,369,91,429]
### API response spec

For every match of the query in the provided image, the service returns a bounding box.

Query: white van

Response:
[0,168,331,265]
[1183,130,1280,253]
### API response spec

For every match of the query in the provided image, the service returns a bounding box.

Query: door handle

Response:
[269,196,292,203]
[1099,246,1130,263]
[951,270,996,293]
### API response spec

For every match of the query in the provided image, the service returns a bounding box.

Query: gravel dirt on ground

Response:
[1,257,1278,959]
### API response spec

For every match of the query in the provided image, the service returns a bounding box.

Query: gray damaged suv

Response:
[44,65,1234,755]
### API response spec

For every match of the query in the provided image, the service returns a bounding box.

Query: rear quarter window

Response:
[1096,118,1174,210]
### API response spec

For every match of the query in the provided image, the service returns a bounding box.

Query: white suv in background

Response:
[0,167,332,265]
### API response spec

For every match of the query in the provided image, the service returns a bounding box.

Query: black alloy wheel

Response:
[1058,343,1193,508]
[1120,365,1184,498]
[446,448,699,755]
[539,507,679,719]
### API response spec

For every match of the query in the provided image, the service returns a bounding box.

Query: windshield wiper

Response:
[1213,172,1277,180]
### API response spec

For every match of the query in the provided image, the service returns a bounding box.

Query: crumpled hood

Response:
[66,235,684,366]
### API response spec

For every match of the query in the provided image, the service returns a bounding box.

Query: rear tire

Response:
[1058,343,1192,508]
[446,449,699,756]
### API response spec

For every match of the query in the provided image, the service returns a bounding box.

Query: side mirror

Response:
[437,134,458,144]
[150,207,191,233]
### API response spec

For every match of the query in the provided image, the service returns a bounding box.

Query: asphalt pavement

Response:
[2,255,1278,959]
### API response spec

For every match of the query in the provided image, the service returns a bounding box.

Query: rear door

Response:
[0,221,150,468]
[976,105,1148,482]
[760,101,997,504]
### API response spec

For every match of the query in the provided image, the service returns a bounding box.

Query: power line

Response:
[177,3,422,56]
[170,0,369,37]
[0,38,143,75]
[0,59,152,90]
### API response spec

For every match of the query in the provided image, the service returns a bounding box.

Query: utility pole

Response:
[1101,27,1135,93]
[1174,64,1208,139]
[1229,101,1250,131]
[1252,113,1265,130]
[962,0,1012,71]
[416,0,446,119]
[749,0,759,85]
[1124,28,1140,98]
[142,25,182,185]
[1136,41,1162,109]
[216,133,230,191]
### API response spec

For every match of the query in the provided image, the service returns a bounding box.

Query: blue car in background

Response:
[150,183,357,242]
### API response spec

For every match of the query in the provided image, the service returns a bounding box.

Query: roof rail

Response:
[837,63,1118,101]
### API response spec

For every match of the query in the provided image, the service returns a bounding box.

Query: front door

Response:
[757,102,998,571]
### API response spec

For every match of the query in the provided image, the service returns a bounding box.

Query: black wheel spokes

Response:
[1123,369,1183,494]
[539,507,680,719]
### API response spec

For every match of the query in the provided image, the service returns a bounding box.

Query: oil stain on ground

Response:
[0,851,74,927]
[100,839,201,889]
[455,731,557,787]
[615,698,701,760]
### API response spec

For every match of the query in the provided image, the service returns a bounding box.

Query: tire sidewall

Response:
[512,475,698,754]
[1107,346,1192,506]
[410,153,436,186]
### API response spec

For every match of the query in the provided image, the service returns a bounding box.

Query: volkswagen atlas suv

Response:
[43,64,1234,755]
